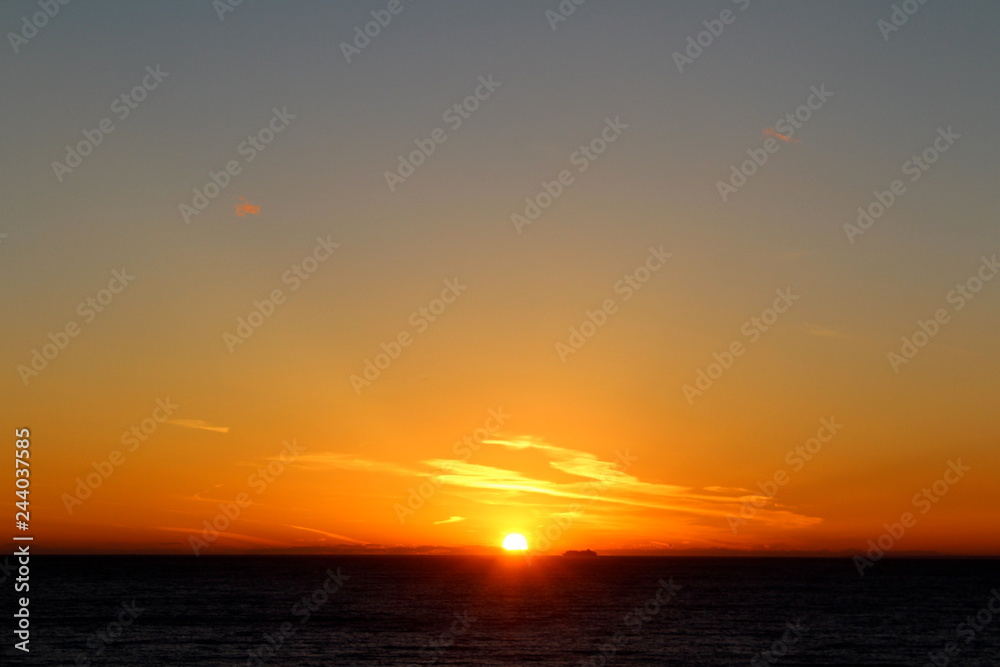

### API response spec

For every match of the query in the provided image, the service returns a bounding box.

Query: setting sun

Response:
[502,533,528,551]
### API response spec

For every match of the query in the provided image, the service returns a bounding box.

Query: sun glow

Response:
[502,533,528,551]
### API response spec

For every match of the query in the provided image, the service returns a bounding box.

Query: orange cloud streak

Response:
[762,127,800,144]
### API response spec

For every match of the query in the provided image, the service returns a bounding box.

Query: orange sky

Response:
[4,1,999,557]
[22,374,1000,555]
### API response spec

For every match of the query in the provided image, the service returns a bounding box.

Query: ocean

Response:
[12,556,1000,665]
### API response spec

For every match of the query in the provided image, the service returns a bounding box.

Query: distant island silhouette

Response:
[563,549,597,557]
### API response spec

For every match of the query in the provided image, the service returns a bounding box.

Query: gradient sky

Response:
[2,0,998,556]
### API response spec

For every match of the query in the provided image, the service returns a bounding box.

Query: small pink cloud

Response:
[235,197,261,216]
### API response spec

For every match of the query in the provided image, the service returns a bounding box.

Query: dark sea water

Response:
[10,556,1000,665]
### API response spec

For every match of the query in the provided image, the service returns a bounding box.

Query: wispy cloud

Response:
[155,526,285,548]
[277,523,367,544]
[762,127,800,144]
[296,438,822,531]
[433,516,466,525]
[167,419,230,434]
[293,453,418,476]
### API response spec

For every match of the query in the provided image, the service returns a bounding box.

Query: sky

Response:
[2,0,998,556]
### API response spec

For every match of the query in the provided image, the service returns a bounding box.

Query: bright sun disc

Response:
[502,533,528,551]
